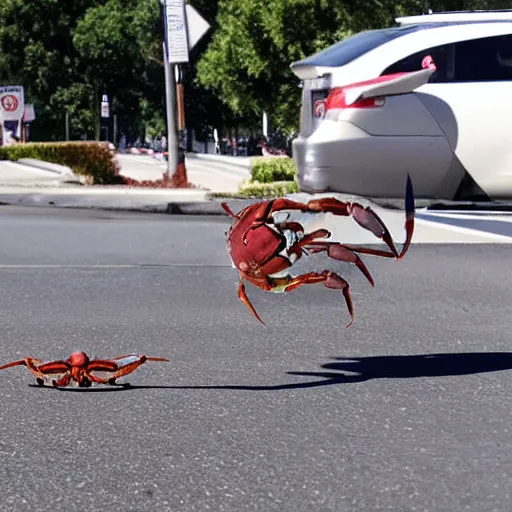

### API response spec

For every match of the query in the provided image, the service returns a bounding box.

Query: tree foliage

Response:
[196,0,512,133]
[0,0,510,141]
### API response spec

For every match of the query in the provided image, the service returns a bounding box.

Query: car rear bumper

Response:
[292,120,460,199]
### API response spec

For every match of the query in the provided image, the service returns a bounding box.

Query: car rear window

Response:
[293,25,425,69]
[291,20,512,69]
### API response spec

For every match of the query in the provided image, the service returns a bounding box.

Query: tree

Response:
[73,0,163,140]
[196,0,512,134]
[0,0,106,140]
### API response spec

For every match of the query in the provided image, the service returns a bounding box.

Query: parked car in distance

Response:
[290,10,512,201]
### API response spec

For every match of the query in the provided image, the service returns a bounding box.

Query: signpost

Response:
[0,86,25,145]
[161,0,210,180]
[164,0,189,64]
[101,94,110,142]
[101,94,110,119]
[23,104,35,142]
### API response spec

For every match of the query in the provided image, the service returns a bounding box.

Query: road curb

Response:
[0,188,213,214]
[166,201,229,215]
[0,185,503,216]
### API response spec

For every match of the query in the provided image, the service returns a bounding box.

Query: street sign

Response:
[0,86,24,121]
[164,0,189,64]
[101,94,110,118]
[185,4,210,51]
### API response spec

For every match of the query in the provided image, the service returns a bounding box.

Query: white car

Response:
[290,10,512,200]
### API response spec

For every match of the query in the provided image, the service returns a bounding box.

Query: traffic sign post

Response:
[101,94,110,142]
[101,94,110,119]
[0,86,25,146]
[161,0,210,184]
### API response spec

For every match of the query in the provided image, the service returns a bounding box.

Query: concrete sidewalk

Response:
[116,153,249,193]
[185,152,251,170]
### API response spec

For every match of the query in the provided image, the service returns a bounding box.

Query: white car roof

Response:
[397,10,512,25]
[291,20,512,85]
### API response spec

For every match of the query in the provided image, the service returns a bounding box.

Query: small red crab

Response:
[222,175,414,327]
[0,351,169,388]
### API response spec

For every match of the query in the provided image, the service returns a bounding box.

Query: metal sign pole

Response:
[65,112,70,141]
[160,1,210,180]
[113,114,118,146]
[163,41,178,178]
[101,94,110,142]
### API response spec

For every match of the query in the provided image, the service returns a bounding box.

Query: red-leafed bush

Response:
[117,162,193,188]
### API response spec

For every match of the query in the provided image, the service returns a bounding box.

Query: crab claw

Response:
[399,173,415,259]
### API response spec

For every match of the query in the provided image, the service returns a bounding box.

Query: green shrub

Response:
[0,141,119,184]
[237,180,299,198]
[250,157,296,183]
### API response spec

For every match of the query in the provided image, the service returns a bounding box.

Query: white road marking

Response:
[415,217,512,242]
[418,210,512,222]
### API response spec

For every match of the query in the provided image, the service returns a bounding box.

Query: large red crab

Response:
[0,351,169,388]
[221,175,414,327]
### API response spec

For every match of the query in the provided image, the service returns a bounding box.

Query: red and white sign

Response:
[314,99,326,118]
[0,86,24,121]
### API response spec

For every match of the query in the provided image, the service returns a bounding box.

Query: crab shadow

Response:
[29,352,512,391]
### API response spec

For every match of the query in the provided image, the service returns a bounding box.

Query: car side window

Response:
[382,34,512,83]
[381,44,454,82]
[453,34,512,82]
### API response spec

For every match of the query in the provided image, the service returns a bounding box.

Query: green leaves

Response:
[0,0,510,141]
[196,0,512,134]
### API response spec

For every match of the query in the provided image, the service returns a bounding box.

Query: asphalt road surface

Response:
[1,206,512,512]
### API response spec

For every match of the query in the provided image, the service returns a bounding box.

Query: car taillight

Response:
[325,90,385,110]
[324,72,408,114]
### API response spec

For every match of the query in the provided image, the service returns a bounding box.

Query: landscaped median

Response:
[209,155,299,199]
[0,141,193,188]
[0,141,120,184]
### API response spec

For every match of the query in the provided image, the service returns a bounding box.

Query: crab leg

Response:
[279,225,331,259]
[109,355,169,381]
[0,358,38,372]
[38,361,71,374]
[280,270,355,328]
[343,174,415,260]
[264,175,415,260]
[304,242,375,287]
[36,361,72,387]
[238,277,266,325]
[85,372,112,385]
[87,360,118,372]
[52,372,72,387]
[0,357,48,381]
[221,203,239,218]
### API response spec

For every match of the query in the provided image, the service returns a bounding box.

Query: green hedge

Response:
[0,141,119,184]
[237,180,299,198]
[250,157,297,183]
